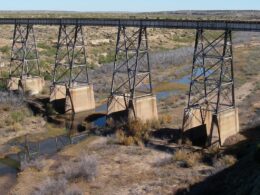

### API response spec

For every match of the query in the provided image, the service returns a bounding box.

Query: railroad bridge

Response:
[1,18,260,145]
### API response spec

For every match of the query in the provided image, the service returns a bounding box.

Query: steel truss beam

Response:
[108,26,153,116]
[52,25,89,88]
[9,24,40,78]
[183,29,235,131]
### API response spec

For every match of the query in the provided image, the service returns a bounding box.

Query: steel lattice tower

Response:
[183,29,235,141]
[52,25,89,88]
[9,24,40,79]
[108,26,153,116]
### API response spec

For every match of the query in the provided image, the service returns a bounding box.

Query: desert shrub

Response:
[128,119,145,137]
[148,119,161,130]
[154,82,188,93]
[164,96,179,105]
[153,156,173,167]
[0,45,10,54]
[32,177,67,195]
[60,155,97,181]
[11,111,25,123]
[213,155,237,168]
[0,91,24,106]
[115,128,126,143]
[46,103,56,115]
[115,119,154,146]
[4,116,14,126]
[65,186,83,195]
[159,114,173,125]
[11,122,23,131]
[123,136,135,146]
[20,159,45,171]
[221,155,237,166]
[10,107,32,124]
[0,121,4,128]
[173,149,202,167]
[1,105,11,111]
[98,52,115,64]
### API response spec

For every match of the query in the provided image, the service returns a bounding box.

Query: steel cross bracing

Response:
[183,29,235,129]
[108,26,153,114]
[9,24,40,78]
[52,25,89,88]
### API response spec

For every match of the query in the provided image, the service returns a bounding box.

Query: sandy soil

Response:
[236,73,260,105]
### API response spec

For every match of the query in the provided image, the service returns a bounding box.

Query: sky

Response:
[0,0,260,12]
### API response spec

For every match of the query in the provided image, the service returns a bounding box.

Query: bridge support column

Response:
[107,26,158,122]
[50,25,95,114]
[8,24,44,95]
[182,29,239,146]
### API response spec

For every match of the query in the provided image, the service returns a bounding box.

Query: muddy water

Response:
[0,157,19,193]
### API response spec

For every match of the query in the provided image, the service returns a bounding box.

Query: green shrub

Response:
[46,103,56,115]
[0,45,10,54]
[11,111,25,123]
[98,52,115,64]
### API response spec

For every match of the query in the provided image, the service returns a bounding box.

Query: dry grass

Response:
[154,82,188,93]
[2,106,32,126]
[60,154,98,181]
[164,96,179,105]
[115,128,137,146]
[173,149,202,167]
[65,186,83,195]
[159,114,173,125]
[115,119,157,146]
[32,177,68,195]
[11,122,23,131]
[20,159,45,171]
[219,155,237,166]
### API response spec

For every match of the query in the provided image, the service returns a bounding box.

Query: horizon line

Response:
[0,9,259,13]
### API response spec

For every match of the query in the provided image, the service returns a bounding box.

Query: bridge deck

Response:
[0,18,260,31]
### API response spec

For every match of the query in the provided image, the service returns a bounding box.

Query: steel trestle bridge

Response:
[0,18,260,31]
[1,17,258,145]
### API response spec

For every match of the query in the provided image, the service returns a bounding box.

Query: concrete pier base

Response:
[108,95,158,122]
[50,84,95,114]
[183,108,239,146]
[50,85,66,101]
[7,76,45,95]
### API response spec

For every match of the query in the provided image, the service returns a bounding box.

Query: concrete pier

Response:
[50,85,67,101]
[183,108,239,145]
[50,84,95,113]
[7,76,45,95]
[108,94,158,122]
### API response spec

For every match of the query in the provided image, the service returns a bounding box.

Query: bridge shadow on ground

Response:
[147,128,183,153]
[175,125,260,195]
[147,126,207,153]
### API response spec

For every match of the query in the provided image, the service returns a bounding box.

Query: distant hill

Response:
[0,10,260,20]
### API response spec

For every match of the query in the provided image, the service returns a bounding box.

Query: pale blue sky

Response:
[0,0,259,12]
